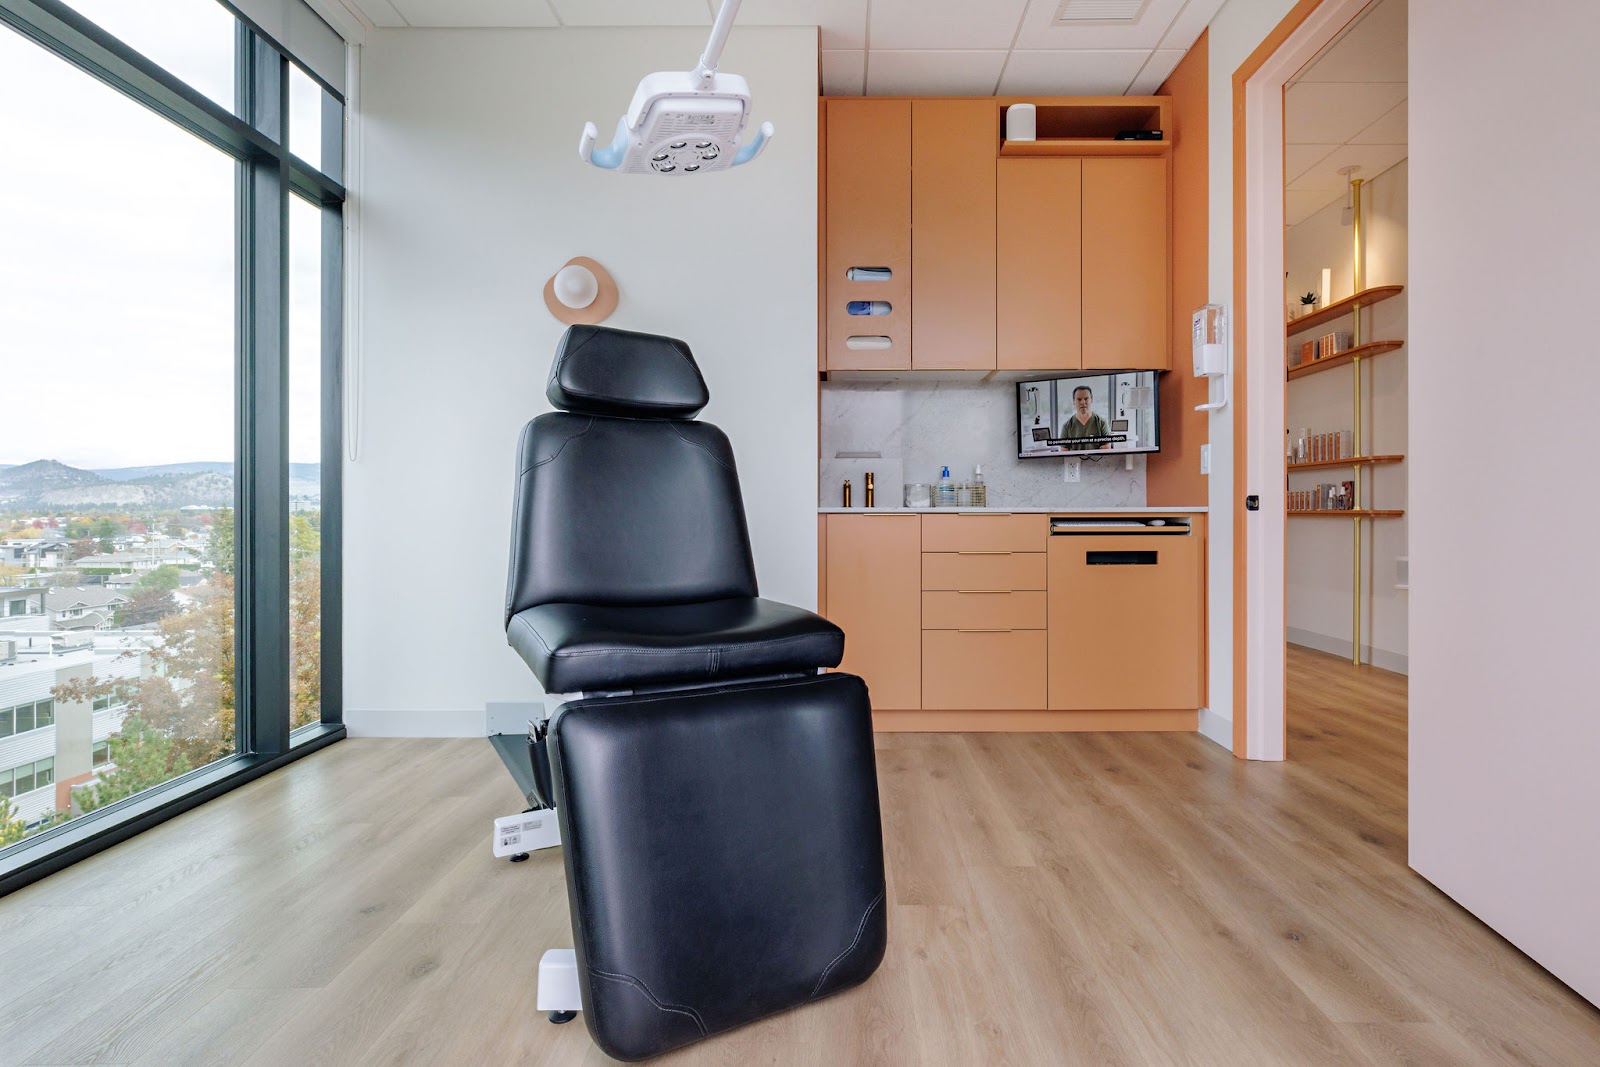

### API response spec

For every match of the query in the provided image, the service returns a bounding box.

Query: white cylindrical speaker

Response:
[1005,103,1037,142]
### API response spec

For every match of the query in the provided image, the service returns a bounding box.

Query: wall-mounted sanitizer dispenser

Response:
[1192,303,1229,413]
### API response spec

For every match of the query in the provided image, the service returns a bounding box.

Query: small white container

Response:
[1005,103,1037,142]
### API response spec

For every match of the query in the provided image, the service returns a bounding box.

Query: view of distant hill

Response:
[0,459,321,510]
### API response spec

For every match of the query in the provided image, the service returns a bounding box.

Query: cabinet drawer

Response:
[923,590,1045,631]
[921,514,1048,553]
[922,630,1046,710]
[921,551,1046,591]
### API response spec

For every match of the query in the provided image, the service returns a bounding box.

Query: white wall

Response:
[1200,0,1301,745]
[345,26,819,735]
[1285,160,1408,671]
[1410,0,1600,1006]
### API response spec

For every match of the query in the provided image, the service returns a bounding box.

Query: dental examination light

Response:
[578,0,774,175]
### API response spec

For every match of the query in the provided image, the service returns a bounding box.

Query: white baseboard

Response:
[1286,627,1409,675]
[344,708,486,738]
[1196,707,1233,751]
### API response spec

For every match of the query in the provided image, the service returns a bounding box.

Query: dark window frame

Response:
[0,0,346,895]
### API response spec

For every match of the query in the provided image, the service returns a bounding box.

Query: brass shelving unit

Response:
[1285,178,1406,665]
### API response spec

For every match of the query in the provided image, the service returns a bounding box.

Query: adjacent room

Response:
[0,0,1596,1063]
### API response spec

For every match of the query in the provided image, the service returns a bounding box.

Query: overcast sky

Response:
[0,0,325,470]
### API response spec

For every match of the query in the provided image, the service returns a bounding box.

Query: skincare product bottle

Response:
[936,467,956,508]
[865,472,875,508]
[842,479,851,508]
[971,464,986,508]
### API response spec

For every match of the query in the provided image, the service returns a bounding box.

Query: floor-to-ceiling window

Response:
[0,0,345,889]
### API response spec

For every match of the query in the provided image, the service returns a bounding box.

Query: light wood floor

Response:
[3,647,1598,1065]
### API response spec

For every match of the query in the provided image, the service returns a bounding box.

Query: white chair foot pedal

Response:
[537,948,582,1021]
[492,809,561,859]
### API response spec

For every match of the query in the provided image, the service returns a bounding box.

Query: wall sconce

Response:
[543,256,618,325]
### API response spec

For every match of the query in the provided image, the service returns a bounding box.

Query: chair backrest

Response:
[505,325,758,622]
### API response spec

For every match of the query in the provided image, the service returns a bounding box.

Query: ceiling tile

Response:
[866,50,1008,96]
[822,49,865,95]
[548,0,708,26]
[393,0,558,27]
[1126,47,1184,94]
[869,0,1029,51]
[1285,143,1336,183]
[996,49,1148,96]
[1350,99,1407,145]
[1286,189,1339,228]
[1014,0,1185,51]
[347,0,409,26]
[1287,143,1407,194]
[1294,0,1406,85]
[1158,0,1227,49]
[1285,81,1407,144]
[727,0,869,50]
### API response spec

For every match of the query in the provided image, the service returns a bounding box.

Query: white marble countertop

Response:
[817,506,1207,514]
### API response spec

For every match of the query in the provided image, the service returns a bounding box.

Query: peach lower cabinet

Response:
[820,512,1205,731]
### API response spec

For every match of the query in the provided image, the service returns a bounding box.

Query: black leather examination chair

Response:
[504,324,887,1061]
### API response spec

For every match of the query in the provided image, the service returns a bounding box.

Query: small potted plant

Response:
[1297,291,1318,318]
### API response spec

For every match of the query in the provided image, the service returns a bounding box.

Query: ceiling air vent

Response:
[1053,0,1151,23]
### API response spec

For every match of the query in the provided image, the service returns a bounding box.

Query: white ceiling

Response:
[339,0,1226,96]
[1285,0,1407,228]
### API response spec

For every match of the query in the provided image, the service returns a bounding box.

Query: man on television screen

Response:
[1060,385,1112,451]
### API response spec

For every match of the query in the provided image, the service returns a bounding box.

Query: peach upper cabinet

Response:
[824,99,912,371]
[910,100,998,371]
[823,96,1171,374]
[998,156,1171,371]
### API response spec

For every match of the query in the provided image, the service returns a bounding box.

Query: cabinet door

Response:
[825,99,911,371]
[825,515,921,710]
[1046,532,1204,710]
[997,159,1082,371]
[912,100,996,370]
[1082,157,1170,370]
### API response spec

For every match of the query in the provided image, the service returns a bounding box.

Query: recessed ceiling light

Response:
[1053,0,1151,23]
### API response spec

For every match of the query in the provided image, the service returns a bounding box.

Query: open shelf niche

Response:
[998,97,1170,157]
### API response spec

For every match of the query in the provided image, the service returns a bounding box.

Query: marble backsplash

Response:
[819,380,1146,509]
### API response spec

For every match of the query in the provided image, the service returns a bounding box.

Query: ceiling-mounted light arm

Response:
[576,0,771,175]
[694,0,743,90]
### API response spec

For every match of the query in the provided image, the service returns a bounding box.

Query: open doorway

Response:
[1230,0,1408,761]
[1282,0,1408,751]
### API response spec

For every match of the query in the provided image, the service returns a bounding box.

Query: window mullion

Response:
[237,31,291,758]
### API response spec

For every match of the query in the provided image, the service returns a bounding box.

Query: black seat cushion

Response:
[550,673,886,1061]
[508,597,844,693]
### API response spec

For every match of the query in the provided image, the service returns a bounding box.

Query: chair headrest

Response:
[546,325,709,419]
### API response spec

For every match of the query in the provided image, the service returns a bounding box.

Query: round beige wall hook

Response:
[543,256,618,325]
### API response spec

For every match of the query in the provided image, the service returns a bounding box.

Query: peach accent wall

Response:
[1146,32,1210,507]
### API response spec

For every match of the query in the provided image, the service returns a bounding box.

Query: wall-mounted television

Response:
[1017,371,1160,459]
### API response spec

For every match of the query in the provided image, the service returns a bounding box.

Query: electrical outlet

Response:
[1200,443,1211,475]
[1064,459,1081,483]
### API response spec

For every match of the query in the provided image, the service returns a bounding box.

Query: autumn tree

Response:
[289,511,321,729]
[116,587,180,628]
[208,509,235,576]
[73,716,191,812]
[0,795,27,846]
